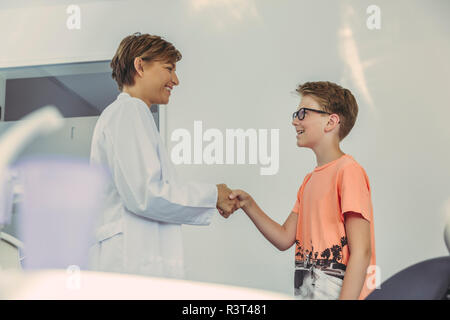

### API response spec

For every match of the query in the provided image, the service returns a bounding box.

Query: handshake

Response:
[216,184,249,218]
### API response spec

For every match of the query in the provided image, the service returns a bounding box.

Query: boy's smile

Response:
[292,95,329,148]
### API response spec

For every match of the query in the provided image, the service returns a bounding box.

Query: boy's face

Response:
[292,95,329,148]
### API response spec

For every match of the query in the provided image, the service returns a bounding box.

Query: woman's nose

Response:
[172,72,180,86]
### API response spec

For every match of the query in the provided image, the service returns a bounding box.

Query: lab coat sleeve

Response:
[104,102,217,226]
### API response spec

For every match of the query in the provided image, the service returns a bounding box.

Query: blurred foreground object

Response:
[0,269,292,300]
[366,257,450,300]
[0,106,64,271]
[16,157,108,270]
[0,106,63,228]
[444,217,450,254]
[0,232,23,270]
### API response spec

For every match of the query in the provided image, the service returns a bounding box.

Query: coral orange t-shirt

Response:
[292,154,376,300]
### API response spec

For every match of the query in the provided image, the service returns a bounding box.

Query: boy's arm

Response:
[229,190,297,251]
[338,211,372,300]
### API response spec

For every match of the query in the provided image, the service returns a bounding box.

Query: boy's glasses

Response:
[292,107,331,121]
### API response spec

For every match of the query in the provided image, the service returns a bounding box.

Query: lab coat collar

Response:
[117,92,130,100]
[116,92,153,117]
[117,92,148,109]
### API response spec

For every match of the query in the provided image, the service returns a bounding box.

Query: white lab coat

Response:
[89,92,218,278]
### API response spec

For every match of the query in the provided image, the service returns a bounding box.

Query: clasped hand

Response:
[216,184,240,218]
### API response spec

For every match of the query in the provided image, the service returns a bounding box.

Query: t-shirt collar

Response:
[314,154,349,172]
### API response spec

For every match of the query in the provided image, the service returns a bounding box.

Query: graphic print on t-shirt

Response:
[294,237,348,293]
[294,236,347,296]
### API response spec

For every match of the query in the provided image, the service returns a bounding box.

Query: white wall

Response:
[1,0,449,295]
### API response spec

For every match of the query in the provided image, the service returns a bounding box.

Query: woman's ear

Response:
[133,57,145,77]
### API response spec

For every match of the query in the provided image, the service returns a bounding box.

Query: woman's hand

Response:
[216,184,240,218]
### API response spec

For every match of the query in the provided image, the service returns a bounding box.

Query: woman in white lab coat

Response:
[89,32,237,278]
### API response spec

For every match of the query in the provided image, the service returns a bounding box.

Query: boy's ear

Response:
[325,114,341,133]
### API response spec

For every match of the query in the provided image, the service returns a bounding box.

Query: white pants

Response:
[294,268,343,300]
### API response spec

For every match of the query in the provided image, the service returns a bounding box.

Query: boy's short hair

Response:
[110,32,182,91]
[296,81,358,141]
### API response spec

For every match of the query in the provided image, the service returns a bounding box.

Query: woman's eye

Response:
[167,67,173,71]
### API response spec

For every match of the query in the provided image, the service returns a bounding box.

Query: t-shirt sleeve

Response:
[292,174,312,214]
[338,163,372,223]
[292,196,300,214]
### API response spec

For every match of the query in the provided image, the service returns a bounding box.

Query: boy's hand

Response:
[228,189,254,210]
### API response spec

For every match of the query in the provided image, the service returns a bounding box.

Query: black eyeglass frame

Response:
[292,107,332,121]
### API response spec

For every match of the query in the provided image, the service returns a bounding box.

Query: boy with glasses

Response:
[229,81,376,300]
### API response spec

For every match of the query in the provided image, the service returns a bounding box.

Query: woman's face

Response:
[140,59,179,105]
